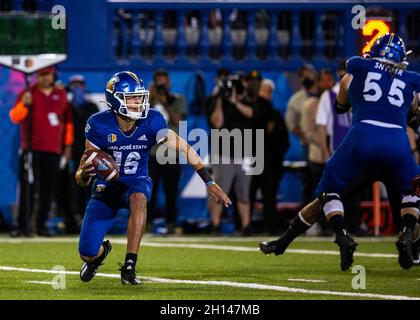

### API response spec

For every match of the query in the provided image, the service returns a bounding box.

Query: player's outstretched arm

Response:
[162,129,232,207]
[75,140,97,187]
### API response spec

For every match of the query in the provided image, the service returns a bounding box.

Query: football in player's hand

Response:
[83,149,120,182]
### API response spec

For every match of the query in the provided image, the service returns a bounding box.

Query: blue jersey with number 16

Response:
[84,109,168,182]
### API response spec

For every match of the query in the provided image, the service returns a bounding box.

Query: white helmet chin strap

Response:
[120,106,147,120]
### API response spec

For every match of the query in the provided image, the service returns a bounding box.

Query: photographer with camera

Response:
[207,68,256,236]
[148,69,187,234]
[250,78,290,235]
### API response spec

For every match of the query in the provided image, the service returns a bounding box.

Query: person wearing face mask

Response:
[286,64,318,145]
[56,75,99,234]
[67,75,100,173]
[285,64,318,207]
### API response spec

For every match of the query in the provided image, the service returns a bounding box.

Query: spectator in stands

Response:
[207,69,255,236]
[316,63,350,164]
[9,66,74,237]
[302,69,335,195]
[250,78,289,235]
[148,69,187,234]
[285,64,318,207]
[300,69,334,235]
[55,75,99,234]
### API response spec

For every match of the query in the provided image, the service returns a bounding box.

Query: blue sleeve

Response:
[346,56,365,76]
[84,116,102,149]
[151,110,169,144]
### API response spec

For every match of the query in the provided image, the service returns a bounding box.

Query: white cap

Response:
[261,78,275,91]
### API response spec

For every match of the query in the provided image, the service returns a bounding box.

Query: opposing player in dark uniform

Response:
[75,71,231,284]
[259,33,420,271]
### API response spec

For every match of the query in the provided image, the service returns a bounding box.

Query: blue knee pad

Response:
[78,199,117,257]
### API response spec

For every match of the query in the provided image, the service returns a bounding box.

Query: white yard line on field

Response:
[0,265,418,300]
[0,237,398,258]
[26,280,59,285]
[287,278,327,283]
[0,237,79,243]
[146,235,398,243]
[140,242,399,258]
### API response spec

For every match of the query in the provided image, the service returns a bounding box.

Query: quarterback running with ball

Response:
[75,71,231,285]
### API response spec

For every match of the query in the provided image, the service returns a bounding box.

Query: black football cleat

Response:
[396,229,414,270]
[334,232,358,271]
[412,237,420,266]
[259,238,288,256]
[119,263,143,285]
[80,240,112,282]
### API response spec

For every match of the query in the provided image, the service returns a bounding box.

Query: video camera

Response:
[217,73,244,99]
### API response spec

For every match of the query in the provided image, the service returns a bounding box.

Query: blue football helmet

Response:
[367,33,412,68]
[105,71,150,120]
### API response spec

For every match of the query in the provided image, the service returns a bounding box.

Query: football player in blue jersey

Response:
[75,71,231,284]
[259,33,420,271]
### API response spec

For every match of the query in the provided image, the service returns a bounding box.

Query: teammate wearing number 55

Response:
[75,71,231,285]
[259,33,420,271]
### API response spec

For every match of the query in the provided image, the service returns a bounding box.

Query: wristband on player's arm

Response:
[334,99,351,114]
[197,167,215,186]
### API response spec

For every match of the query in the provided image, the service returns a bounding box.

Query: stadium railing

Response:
[106,1,420,71]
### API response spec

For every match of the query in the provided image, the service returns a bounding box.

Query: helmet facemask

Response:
[114,90,150,120]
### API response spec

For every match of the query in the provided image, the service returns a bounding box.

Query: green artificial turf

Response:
[0,235,418,300]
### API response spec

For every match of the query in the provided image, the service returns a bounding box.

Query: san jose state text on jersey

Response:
[85,108,168,182]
